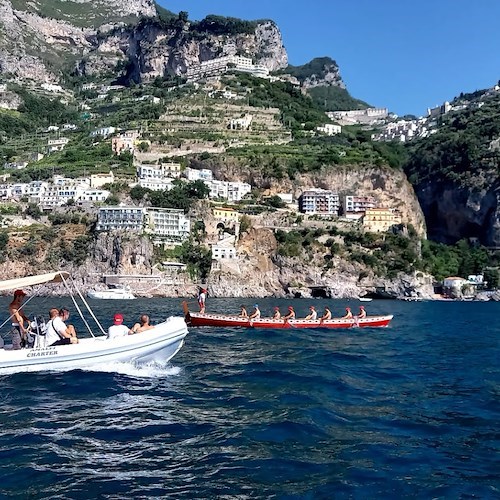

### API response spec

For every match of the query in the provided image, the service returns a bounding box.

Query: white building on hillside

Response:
[343,195,377,214]
[96,207,145,231]
[316,124,341,135]
[299,189,340,215]
[137,162,181,180]
[91,126,117,138]
[144,208,190,244]
[327,108,388,125]
[47,138,69,153]
[229,114,253,130]
[187,55,269,81]
[184,167,213,182]
[90,172,114,188]
[207,180,251,202]
[96,206,190,245]
[137,178,174,191]
[211,244,237,260]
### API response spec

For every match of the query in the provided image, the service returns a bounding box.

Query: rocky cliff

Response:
[0,0,288,84]
[416,180,500,247]
[206,159,427,238]
[286,57,345,90]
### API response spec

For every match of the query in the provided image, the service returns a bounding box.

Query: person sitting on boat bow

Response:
[249,305,261,320]
[239,305,248,318]
[129,314,154,334]
[272,307,281,319]
[283,306,295,321]
[45,308,79,346]
[342,307,353,319]
[305,306,317,320]
[8,289,30,349]
[320,306,332,320]
[108,313,130,339]
[357,306,367,319]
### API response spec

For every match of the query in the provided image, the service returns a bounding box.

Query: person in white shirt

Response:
[305,306,317,320]
[45,308,78,346]
[108,313,130,339]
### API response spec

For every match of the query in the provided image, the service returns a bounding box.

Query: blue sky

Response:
[157,1,499,117]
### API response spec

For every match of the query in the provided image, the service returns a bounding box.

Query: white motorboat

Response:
[359,297,373,302]
[88,286,136,300]
[0,272,188,374]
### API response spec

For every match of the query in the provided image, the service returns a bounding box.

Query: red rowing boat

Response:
[183,305,393,329]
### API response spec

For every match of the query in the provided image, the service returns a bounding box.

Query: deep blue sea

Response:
[0,297,499,499]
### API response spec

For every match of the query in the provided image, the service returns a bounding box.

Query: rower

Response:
[283,306,295,321]
[320,306,332,320]
[272,307,281,319]
[249,304,261,320]
[239,305,248,318]
[342,307,353,319]
[305,306,317,320]
[358,306,367,319]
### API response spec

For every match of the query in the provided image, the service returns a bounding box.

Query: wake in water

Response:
[0,360,182,378]
[82,360,182,378]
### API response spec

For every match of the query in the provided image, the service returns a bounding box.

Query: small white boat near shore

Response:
[88,286,136,300]
[0,272,188,374]
[359,297,373,302]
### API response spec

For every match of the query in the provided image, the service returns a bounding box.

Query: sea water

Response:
[0,297,498,498]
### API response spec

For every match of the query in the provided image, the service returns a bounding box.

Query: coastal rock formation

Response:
[211,161,427,238]
[76,19,288,82]
[0,0,288,84]
[416,180,500,246]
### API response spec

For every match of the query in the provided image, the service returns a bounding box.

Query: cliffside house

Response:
[144,207,191,246]
[229,114,253,130]
[207,180,251,202]
[91,126,116,138]
[47,137,69,153]
[211,243,237,260]
[138,162,182,180]
[316,124,341,136]
[112,130,139,155]
[213,207,239,221]
[298,189,340,215]
[185,167,213,181]
[362,208,402,233]
[90,172,114,188]
[96,206,190,245]
[342,195,377,218]
[186,55,269,82]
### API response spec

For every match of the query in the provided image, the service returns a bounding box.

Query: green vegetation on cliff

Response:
[284,57,370,111]
[274,225,498,284]
[224,133,406,178]
[0,88,79,139]
[404,94,500,188]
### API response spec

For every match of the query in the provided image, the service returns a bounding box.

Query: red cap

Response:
[309,306,315,310]
[360,306,364,309]
[274,307,279,310]
[346,307,351,310]
[288,306,294,310]
[14,289,26,296]
[113,313,124,324]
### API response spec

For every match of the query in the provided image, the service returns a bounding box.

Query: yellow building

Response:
[363,208,401,232]
[213,207,239,221]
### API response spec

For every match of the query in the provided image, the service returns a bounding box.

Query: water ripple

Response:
[0,298,499,498]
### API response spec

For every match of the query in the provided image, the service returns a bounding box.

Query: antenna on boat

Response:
[60,273,106,337]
